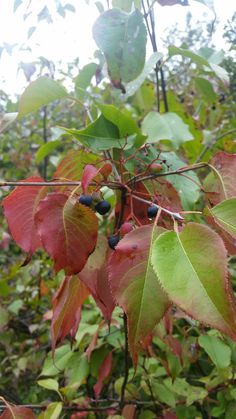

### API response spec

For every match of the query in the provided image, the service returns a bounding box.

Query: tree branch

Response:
[120,313,129,408]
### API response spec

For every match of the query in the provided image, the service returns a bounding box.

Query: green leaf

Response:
[66,353,89,387]
[112,0,133,12]
[152,383,176,407]
[98,103,145,146]
[151,223,236,340]
[210,198,236,238]
[35,140,62,164]
[169,45,210,67]
[74,63,98,98]
[93,8,146,83]
[194,77,216,103]
[124,52,163,98]
[198,335,231,369]
[161,152,200,210]
[60,114,125,151]
[142,112,193,148]
[169,45,229,84]
[18,77,68,118]
[41,344,73,376]
[39,402,62,419]
[109,225,170,364]
[37,378,59,392]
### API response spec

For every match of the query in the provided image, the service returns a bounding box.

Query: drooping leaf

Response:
[2,176,47,254]
[94,352,112,398]
[13,0,23,12]
[51,276,89,351]
[0,406,36,419]
[60,115,121,151]
[65,352,89,387]
[109,225,170,363]
[160,152,200,210]
[93,8,146,83]
[35,193,98,274]
[79,235,115,321]
[209,198,236,238]
[124,52,162,99]
[18,77,67,118]
[37,6,52,23]
[204,152,236,204]
[198,335,231,369]
[142,112,193,149]
[151,223,236,340]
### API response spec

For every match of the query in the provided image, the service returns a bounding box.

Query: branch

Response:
[42,106,48,179]
[127,162,208,185]
[132,194,184,221]
[0,180,122,190]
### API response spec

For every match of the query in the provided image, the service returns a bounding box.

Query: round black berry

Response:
[79,194,93,207]
[147,205,158,218]
[108,235,120,249]
[95,200,111,215]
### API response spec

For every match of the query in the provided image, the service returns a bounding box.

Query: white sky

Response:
[0,0,235,97]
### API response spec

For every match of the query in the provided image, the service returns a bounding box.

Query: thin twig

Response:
[132,193,184,221]
[42,106,48,179]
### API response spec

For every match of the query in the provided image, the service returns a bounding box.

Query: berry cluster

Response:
[79,194,111,215]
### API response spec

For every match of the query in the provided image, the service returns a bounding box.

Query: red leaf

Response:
[2,176,47,253]
[54,150,100,193]
[51,275,89,352]
[0,406,36,418]
[205,152,236,204]
[109,225,170,364]
[81,164,98,193]
[81,163,113,193]
[93,352,112,398]
[35,193,98,274]
[79,236,115,321]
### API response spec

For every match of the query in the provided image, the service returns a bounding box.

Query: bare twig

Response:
[195,128,236,163]
[120,314,130,408]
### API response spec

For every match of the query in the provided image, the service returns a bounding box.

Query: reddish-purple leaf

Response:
[35,193,98,274]
[81,164,98,193]
[109,225,170,364]
[93,352,112,398]
[53,150,100,193]
[81,163,113,193]
[205,152,236,204]
[2,176,47,253]
[0,406,36,419]
[79,236,115,321]
[51,275,90,352]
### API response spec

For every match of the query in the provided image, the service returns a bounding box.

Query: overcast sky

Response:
[0,0,235,97]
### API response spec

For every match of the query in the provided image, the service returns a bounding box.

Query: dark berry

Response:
[79,194,93,207]
[95,200,111,215]
[147,205,158,218]
[108,235,120,249]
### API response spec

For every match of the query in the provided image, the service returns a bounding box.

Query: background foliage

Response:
[0,1,236,418]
